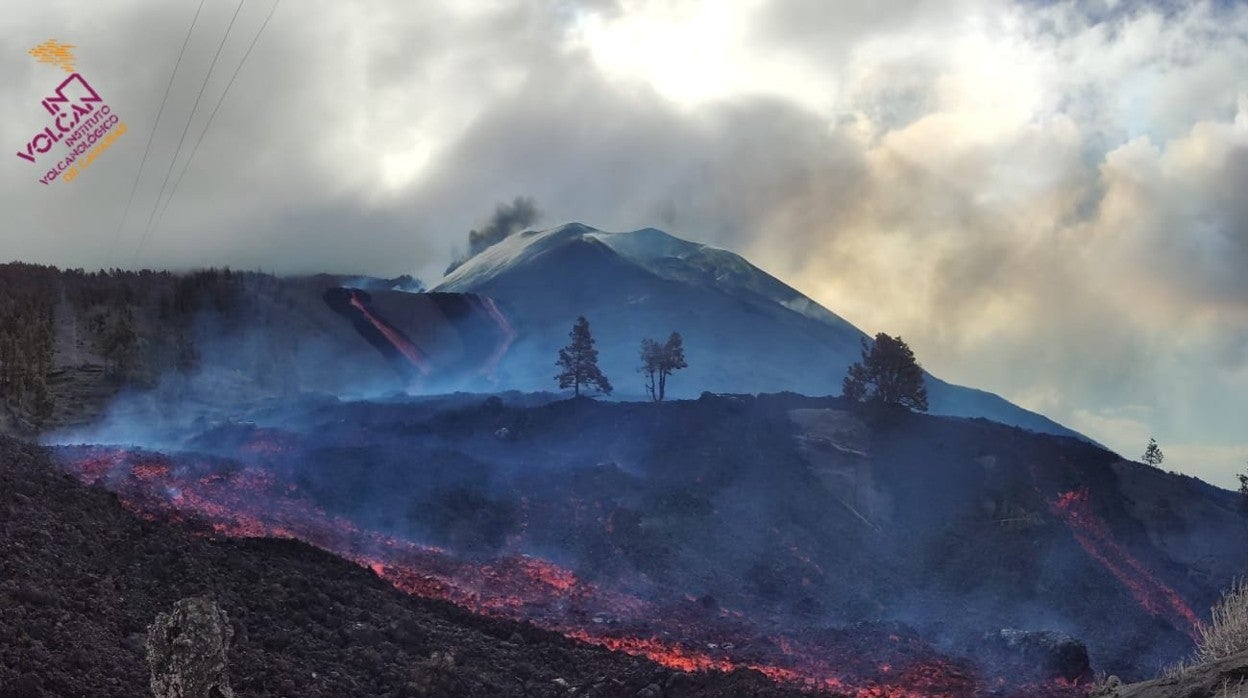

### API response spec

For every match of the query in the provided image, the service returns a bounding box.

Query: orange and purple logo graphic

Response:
[16,40,127,185]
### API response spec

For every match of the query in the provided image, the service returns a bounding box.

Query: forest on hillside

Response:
[0,263,248,428]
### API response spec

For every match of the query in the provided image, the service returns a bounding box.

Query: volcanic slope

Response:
[434,223,1079,438]
[0,435,802,698]
[3,235,1076,442]
[49,392,1248,686]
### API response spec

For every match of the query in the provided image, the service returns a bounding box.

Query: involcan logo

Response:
[17,40,127,185]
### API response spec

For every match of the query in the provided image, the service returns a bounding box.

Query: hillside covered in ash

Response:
[0,221,1081,444]
[3,232,1244,696]
[44,391,1248,694]
[0,435,798,698]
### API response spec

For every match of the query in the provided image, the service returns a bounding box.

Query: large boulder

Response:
[979,629,1094,683]
[145,597,235,698]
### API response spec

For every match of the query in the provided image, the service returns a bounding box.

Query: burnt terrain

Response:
[1104,650,1248,697]
[37,392,1248,695]
[0,435,800,698]
[4,260,1246,696]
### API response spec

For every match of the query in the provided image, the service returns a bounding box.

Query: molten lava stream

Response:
[56,447,1082,697]
[347,289,431,375]
[477,295,516,376]
[1051,488,1200,638]
[563,630,984,698]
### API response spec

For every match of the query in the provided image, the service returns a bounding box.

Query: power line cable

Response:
[108,0,207,268]
[155,0,280,230]
[132,0,246,265]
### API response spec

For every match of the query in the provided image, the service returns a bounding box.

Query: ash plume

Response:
[446,197,541,274]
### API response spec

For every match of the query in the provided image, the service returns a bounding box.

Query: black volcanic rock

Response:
[146,597,236,698]
[42,393,1248,686]
[979,629,1093,683]
[0,435,804,698]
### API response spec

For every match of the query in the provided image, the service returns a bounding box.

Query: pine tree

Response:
[1238,467,1247,511]
[1142,438,1164,468]
[556,316,612,396]
[841,361,869,403]
[641,338,661,400]
[842,333,928,412]
[640,332,687,401]
[99,307,138,381]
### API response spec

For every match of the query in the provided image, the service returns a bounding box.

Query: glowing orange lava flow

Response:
[55,447,1086,698]
[563,632,983,698]
[477,295,516,377]
[348,289,430,374]
[1051,489,1199,638]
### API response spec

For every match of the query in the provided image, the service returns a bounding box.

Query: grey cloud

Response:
[1,0,1246,485]
[749,0,982,63]
[1206,145,1248,300]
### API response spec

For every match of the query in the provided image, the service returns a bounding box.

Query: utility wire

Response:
[132,0,246,265]
[108,0,207,268]
[155,0,280,230]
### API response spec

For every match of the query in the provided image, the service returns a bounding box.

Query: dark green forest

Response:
[0,264,57,421]
[0,263,246,426]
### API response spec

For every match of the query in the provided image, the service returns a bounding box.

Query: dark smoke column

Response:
[446,196,541,274]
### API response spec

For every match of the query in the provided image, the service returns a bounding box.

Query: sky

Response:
[2,0,1245,487]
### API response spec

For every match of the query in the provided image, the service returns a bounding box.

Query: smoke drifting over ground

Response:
[47,388,1248,693]
[25,265,1244,693]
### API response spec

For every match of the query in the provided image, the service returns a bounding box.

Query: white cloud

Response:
[1,0,1245,486]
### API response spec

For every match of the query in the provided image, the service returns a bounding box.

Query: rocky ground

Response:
[0,435,805,698]
[1094,651,1248,698]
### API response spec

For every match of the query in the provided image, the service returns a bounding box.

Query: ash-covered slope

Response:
[3,244,1075,442]
[0,266,513,436]
[0,435,799,698]
[51,393,1248,686]
[435,224,1079,439]
[1100,649,1248,697]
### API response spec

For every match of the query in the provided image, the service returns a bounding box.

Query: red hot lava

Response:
[1050,488,1200,638]
[55,446,1087,698]
[348,289,431,375]
[477,295,517,377]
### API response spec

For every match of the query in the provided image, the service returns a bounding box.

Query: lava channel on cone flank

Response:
[1049,488,1200,639]
[347,289,431,375]
[321,287,518,383]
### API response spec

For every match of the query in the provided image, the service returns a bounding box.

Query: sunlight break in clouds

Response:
[1,0,1244,486]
